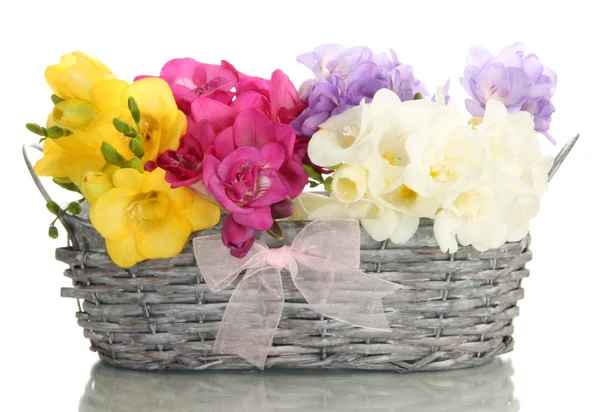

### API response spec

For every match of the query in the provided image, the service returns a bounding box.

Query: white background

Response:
[1,1,599,410]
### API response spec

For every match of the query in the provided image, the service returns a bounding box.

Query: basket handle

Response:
[548,133,579,182]
[22,143,80,250]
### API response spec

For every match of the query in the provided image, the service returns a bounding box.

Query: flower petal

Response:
[247,168,289,207]
[307,129,349,167]
[179,195,221,232]
[89,187,138,241]
[127,77,178,127]
[233,109,276,148]
[232,206,273,231]
[360,207,397,241]
[135,213,192,259]
[105,234,145,268]
[112,168,144,191]
[190,97,238,133]
[260,142,286,170]
[389,213,419,244]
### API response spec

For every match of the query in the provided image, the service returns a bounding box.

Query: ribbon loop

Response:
[193,219,399,369]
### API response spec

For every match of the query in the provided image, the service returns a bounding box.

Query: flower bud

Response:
[81,171,114,203]
[123,157,143,172]
[46,201,62,216]
[66,202,82,215]
[52,99,97,130]
[48,225,59,239]
[26,123,46,136]
[129,137,144,158]
[52,178,81,194]
[128,96,141,124]
[270,197,294,219]
[51,94,65,105]
[266,221,284,240]
[46,125,71,139]
[101,142,125,167]
[330,164,368,203]
[113,118,136,136]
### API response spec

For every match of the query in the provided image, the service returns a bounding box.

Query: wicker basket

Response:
[24,144,531,372]
[57,211,530,372]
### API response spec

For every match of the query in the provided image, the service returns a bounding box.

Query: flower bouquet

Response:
[24,43,570,371]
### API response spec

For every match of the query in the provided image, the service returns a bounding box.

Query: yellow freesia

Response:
[45,51,114,101]
[89,168,220,268]
[34,110,125,185]
[124,78,187,163]
[34,52,186,188]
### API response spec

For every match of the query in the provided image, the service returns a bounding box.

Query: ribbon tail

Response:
[293,261,399,331]
[213,267,284,369]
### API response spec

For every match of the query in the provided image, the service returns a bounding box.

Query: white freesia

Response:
[307,105,373,167]
[308,194,420,244]
[363,89,438,196]
[303,89,550,253]
[330,164,369,203]
[403,107,489,202]
[434,174,512,253]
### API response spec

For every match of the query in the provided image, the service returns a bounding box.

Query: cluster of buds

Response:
[101,97,145,172]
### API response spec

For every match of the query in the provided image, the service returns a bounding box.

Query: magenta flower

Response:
[145,120,216,192]
[136,58,241,115]
[231,70,306,124]
[212,109,308,198]
[222,214,255,258]
[203,146,290,232]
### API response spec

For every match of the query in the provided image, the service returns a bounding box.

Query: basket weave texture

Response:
[59,214,531,372]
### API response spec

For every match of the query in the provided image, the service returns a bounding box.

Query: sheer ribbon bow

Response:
[193,219,399,369]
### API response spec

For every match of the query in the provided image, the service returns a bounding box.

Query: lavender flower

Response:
[460,42,557,143]
[292,45,430,138]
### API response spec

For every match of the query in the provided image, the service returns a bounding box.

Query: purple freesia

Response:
[460,42,557,143]
[292,45,430,138]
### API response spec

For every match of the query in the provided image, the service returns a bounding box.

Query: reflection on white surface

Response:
[79,358,518,412]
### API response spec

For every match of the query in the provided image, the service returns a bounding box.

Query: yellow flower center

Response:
[429,165,457,182]
[129,191,170,222]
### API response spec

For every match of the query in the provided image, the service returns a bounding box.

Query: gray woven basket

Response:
[23,144,531,373]
[56,212,530,372]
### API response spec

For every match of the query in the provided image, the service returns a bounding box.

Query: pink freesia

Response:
[211,109,308,198]
[203,146,289,232]
[135,58,241,115]
[232,70,307,124]
[190,97,238,134]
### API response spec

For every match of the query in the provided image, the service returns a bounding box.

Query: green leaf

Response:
[323,177,333,192]
[123,157,143,172]
[48,225,59,239]
[52,178,82,194]
[101,142,126,167]
[66,202,82,215]
[303,164,324,183]
[112,118,136,135]
[129,138,144,158]
[50,94,65,105]
[127,96,141,125]
[266,221,284,240]
[26,123,46,136]
[309,181,319,188]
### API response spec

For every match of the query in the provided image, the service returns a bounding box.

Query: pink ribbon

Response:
[192,219,399,369]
